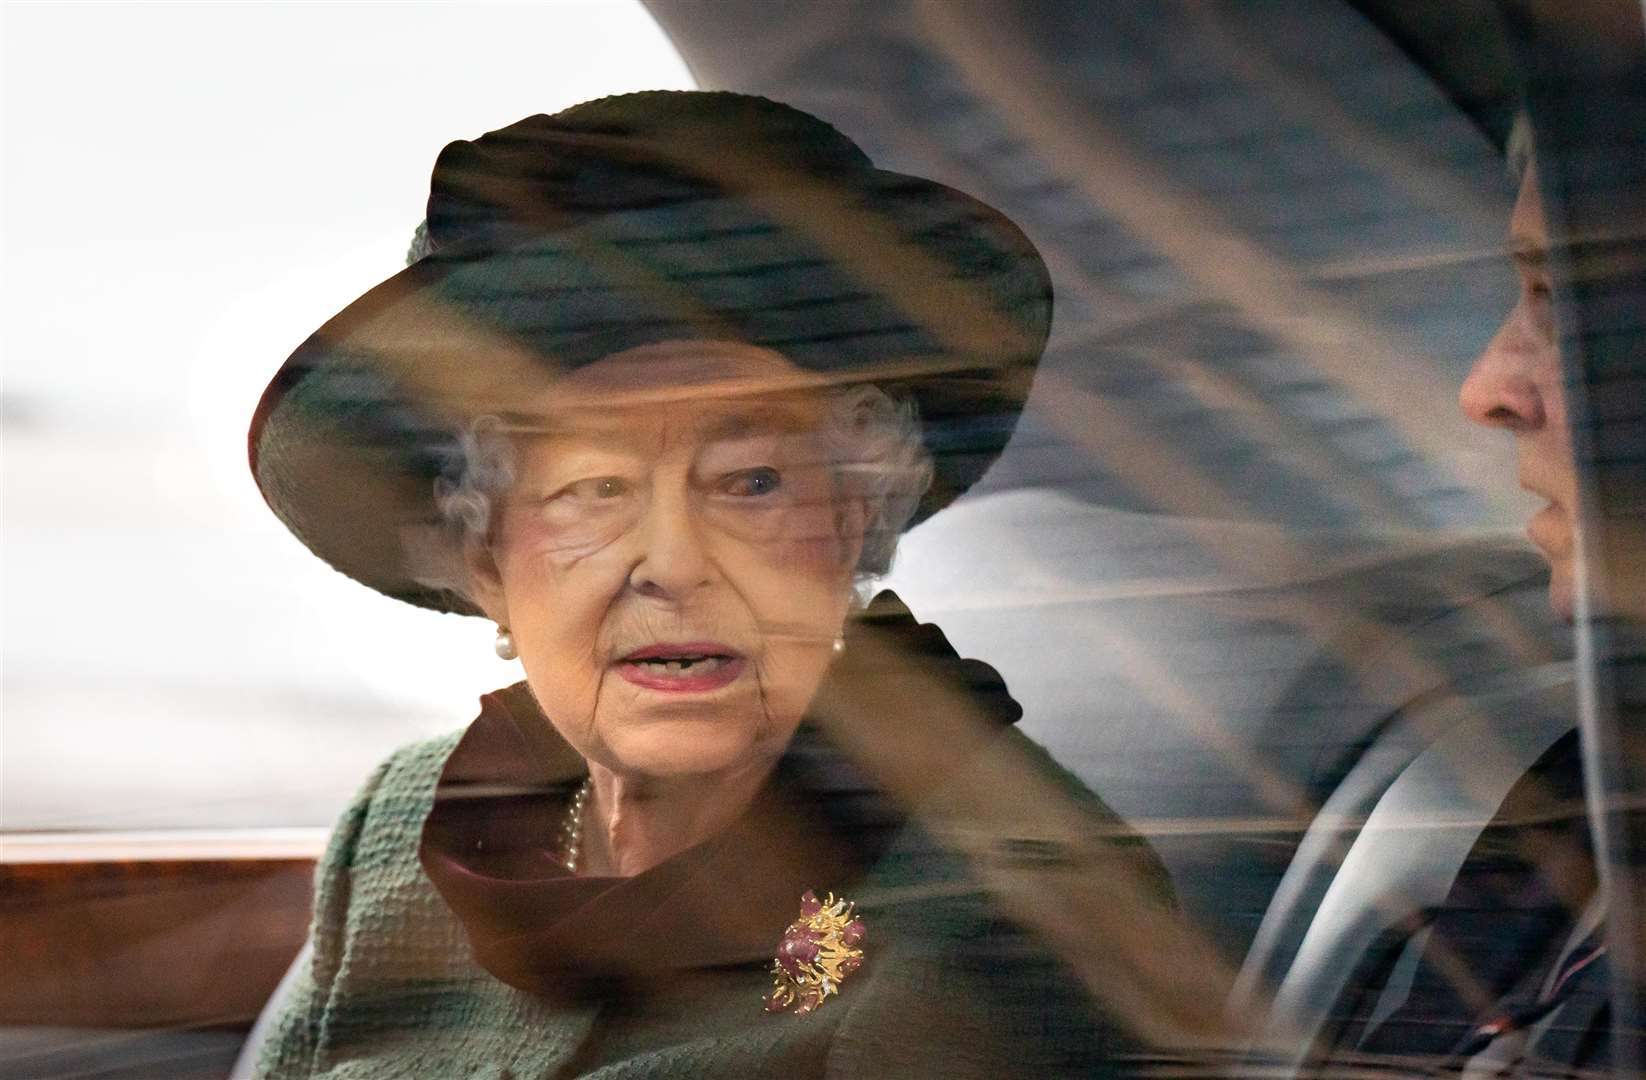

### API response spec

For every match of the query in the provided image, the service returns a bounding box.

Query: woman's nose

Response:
[1459,306,1547,432]
[627,487,714,600]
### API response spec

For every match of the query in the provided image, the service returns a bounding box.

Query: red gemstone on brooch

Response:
[777,928,822,976]
[763,890,866,1015]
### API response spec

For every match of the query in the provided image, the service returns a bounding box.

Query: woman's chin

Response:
[599,716,781,779]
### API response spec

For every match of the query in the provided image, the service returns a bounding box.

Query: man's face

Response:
[1460,170,1580,620]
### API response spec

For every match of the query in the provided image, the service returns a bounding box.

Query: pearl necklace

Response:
[560,777,592,872]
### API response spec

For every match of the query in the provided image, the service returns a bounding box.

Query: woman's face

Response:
[469,343,865,780]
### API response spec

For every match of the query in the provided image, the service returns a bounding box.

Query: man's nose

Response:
[627,486,714,600]
[1459,307,1546,432]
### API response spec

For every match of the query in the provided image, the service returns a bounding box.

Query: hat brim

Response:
[250,170,1050,614]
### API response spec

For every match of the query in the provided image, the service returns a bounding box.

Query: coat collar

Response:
[419,591,1020,997]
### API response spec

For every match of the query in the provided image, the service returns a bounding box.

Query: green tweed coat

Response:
[257,726,1171,1079]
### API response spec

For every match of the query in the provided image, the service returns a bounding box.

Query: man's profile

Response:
[1341,122,1617,1075]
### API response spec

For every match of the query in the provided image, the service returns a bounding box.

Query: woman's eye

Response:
[550,476,630,503]
[723,467,782,497]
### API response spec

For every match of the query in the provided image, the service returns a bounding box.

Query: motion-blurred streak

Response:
[848,86,1458,529]
[1187,2,1506,240]
[1001,362,1569,844]
[812,615,1272,1052]
[1067,613,1316,827]
[830,97,1165,327]
[1058,331,1430,527]
[1306,242,1511,285]
[914,0,1513,517]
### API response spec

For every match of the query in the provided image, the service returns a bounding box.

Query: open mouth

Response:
[629,654,733,675]
[617,643,745,691]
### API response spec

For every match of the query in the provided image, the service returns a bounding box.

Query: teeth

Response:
[634,655,728,676]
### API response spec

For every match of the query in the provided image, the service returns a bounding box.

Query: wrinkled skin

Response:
[466,342,866,873]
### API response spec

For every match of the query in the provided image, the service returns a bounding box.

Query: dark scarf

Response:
[418,591,1022,998]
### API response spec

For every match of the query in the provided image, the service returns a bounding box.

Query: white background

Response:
[3,1,694,830]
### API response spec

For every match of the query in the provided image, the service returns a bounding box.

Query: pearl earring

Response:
[494,626,518,661]
[832,635,846,655]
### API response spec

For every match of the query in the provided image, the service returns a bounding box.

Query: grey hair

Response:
[822,384,932,576]
[431,415,516,543]
[407,220,434,265]
[417,384,933,603]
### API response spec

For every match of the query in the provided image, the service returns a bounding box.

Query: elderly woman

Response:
[249,91,1173,1078]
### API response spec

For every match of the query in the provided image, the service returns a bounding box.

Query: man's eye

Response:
[724,467,782,497]
[592,477,629,499]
